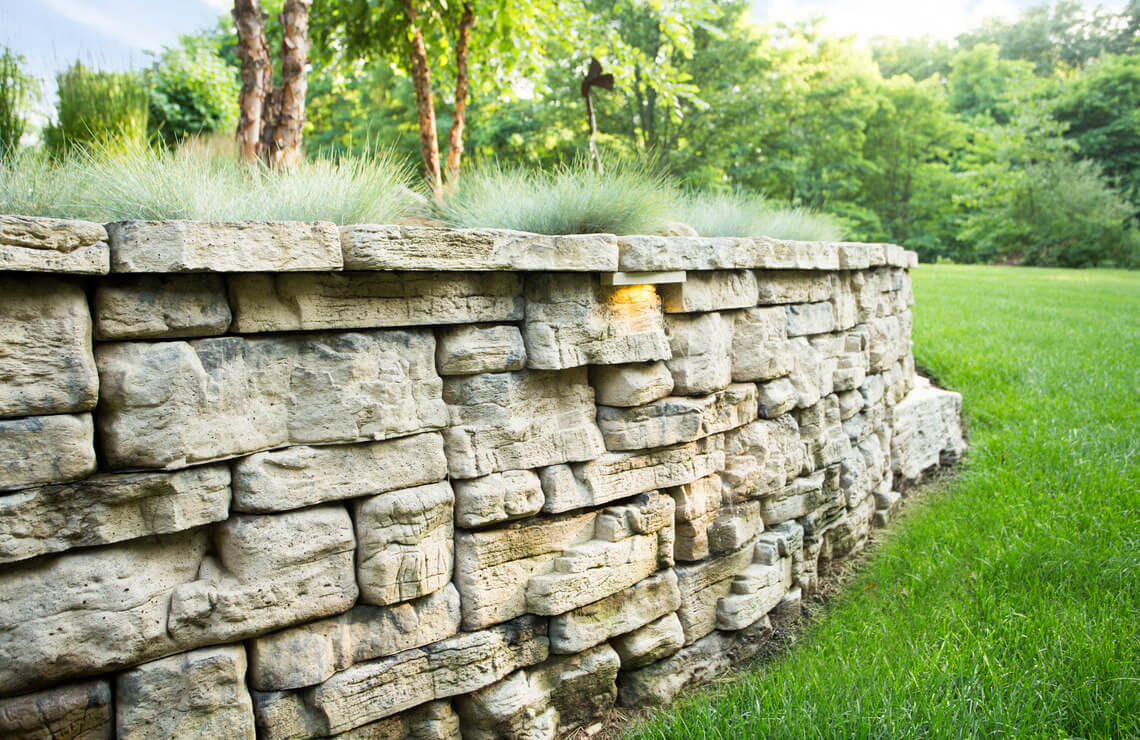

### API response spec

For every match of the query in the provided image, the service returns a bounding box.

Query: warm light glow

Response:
[606,284,662,335]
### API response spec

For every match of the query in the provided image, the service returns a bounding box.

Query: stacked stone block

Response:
[0,218,964,739]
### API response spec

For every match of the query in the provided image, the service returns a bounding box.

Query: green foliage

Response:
[437,156,678,235]
[0,137,418,224]
[947,43,1037,123]
[674,191,844,241]
[43,62,150,156]
[0,47,38,158]
[627,263,1140,738]
[1054,53,1140,209]
[148,38,240,146]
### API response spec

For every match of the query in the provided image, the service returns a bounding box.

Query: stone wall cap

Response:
[106,219,343,273]
[339,224,619,272]
[0,215,110,275]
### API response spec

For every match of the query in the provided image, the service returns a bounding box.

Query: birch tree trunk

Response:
[266,0,312,168]
[406,0,443,198]
[444,2,475,184]
[233,0,272,164]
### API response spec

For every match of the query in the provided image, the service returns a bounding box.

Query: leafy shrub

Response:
[148,41,241,146]
[0,47,38,158]
[675,191,846,241]
[439,157,679,235]
[0,137,418,224]
[43,62,150,156]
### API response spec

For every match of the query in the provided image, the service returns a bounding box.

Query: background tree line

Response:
[1,0,1138,266]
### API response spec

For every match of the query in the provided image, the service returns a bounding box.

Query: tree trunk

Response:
[406,0,443,198]
[444,2,475,183]
[233,0,272,164]
[265,0,311,168]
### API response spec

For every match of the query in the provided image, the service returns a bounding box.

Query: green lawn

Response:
[627,264,1140,739]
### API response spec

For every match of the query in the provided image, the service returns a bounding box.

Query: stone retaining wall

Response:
[0,214,966,739]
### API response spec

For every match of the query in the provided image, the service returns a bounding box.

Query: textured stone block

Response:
[228,272,523,333]
[96,330,446,470]
[616,236,741,271]
[0,215,108,275]
[590,361,674,407]
[708,499,764,555]
[611,612,685,669]
[732,306,795,382]
[232,432,447,513]
[660,270,758,313]
[340,225,618,271]
[523,275,670,370]
[354,482,454,606]
[786,301,835,336]
[716,556,791,630]
[891,377,966,484]
[755,271,834,305]
[436,324,526,375]
[454,469,544,528]
[539,435,725,514]
[674,540,758,643]
[596,384,757,451]
[248,585,461,692]
[760,471,827,526]
[0,275,98,418]
[669,473,722,561]
[455,494,672,630]
[756,377,798,418]
[0,465,230,564]
[337,701,459,740]
[252,616,548,739]
[720,416,805,504]
[107,220,342,272]
[116,645,255,740]
[0,413,95,491]
[617,615,773,707]
[94,274,231,340]
[665,312,734,395]
[0,679,111,739]
[442,368,604,479]
[549,570,681,654]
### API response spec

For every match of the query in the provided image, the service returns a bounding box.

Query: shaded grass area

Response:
[627,265,1140,739]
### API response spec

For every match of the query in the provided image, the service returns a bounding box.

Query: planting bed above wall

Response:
[0,214,964,739]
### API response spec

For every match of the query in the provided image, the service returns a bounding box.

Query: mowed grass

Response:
[627,264,1140,739]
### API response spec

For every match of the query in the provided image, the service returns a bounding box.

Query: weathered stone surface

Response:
[355,482,453,606]
[455,494,672,630]
[720,416,805,504]
[0,413,95,491]
[248,585,461,692]
[94,274,231,340]
[0,276,98,418]
[523,275,670,370]
[716,530,795,631]
[616,236,741,271]
[228,272,523,333]
[335,701,459,740]
[167,505,359,645]
[755,271,834,305]
[537,645,621,734]
[107,220,342,273]
[0,216,108,275]
[756,377,798,418]
[442,368,604,479]
[96,330,446,470]
[454,470,544,529]
[891,377,966,484]
[665,312,734,395]
[0,529,208,694]
[116,645,255,740]
[436,324,526,375]
[660,271,758,313]
[708,500,764,555]
[788,336,832,409]
[0,679,111,739]
[590,361,674,407]
[837,388,865,420]
[674,540,757,643]
[617,615,774,707]
[785,301,835,336]
[611,612,685,669]
[232,433,447,513]
[539,435,725,514]
[0,465,230,564]
[252,616,548,739]
[549,570,681,654]
[732,306,795,382]
[340,225,618,272]
[759,471,827,526]
[669,473,722,561]
[597,384,757,451]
